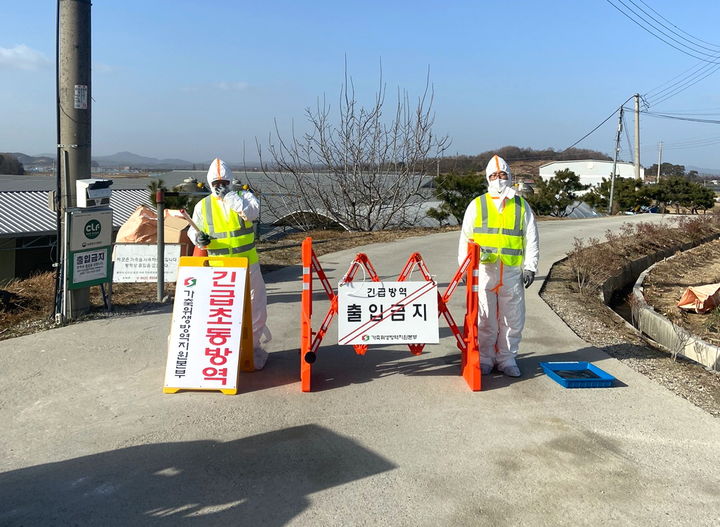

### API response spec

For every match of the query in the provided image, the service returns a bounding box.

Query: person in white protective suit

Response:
[457,155,539,377]
[188,158,271,370]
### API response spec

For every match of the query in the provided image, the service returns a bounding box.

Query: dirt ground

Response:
[642,238,720,347]
[542,253,720,418]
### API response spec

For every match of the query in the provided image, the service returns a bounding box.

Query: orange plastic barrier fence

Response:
[300,237,481,392]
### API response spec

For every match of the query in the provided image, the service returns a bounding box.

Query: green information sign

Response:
[68,247,112,289]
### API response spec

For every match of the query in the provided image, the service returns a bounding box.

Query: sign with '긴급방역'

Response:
[337,281,439,345]
[163,256,254,395]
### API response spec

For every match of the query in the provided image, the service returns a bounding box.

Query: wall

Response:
[0,238,15,283]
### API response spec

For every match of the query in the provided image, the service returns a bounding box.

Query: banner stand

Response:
[300,238,480,392]
[163,256,254,395]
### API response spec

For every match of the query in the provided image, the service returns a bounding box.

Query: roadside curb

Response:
[631,256,720,371]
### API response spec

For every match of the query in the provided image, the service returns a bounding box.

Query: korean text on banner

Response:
[337,281,439,345]
[163,258,249,394]
[113,244,182,283]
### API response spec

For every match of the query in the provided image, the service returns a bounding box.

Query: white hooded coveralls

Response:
[457,155,539,370]
[188,158,271,369]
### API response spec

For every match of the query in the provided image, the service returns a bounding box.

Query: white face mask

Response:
[488,178,509,194]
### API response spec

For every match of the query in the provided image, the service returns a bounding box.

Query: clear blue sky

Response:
[2,0,720,169]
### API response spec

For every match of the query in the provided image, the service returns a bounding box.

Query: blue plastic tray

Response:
[539,361,615,388]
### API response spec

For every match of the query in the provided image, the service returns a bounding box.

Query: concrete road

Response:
[1,214,719,526]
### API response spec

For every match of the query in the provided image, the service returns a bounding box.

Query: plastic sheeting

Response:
[677,283,720,314]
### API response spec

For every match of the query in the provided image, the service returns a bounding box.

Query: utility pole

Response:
[634,93,641,180]
[608,107,624,215]
[58,0,92,319]
[656,141,663,183]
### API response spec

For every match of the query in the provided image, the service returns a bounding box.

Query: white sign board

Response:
[113,244,182,283]
[69,208,113,251]
[74,84,88,109]
[164,264,248,392]
[337,281,439,345]
[69,247,111,289]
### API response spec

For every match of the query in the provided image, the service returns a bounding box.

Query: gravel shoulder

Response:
[541,251,720,418]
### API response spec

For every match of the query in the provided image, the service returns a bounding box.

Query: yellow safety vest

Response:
[472,193,525,267]
[200,196,258,264]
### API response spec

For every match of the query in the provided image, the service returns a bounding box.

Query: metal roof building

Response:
[0,175,155,281]
[0,189,152,237]
[538,160,645,189]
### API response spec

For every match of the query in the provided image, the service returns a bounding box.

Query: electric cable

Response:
[605,0,720,63]
[645,61,720,101]
[663,138,720,150]
[636,0,720,50]
[648,62,720,107]
[622,111,633,159]
[562,96,633,152]
[642,111,720,125]
[643,60,714,98]
[625,0,720,53]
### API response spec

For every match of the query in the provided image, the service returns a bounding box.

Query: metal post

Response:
[608,107,624,215]
[657,141,663,183]
[634,94,641,180]
[59,0,92,318]
[156,189,165,302]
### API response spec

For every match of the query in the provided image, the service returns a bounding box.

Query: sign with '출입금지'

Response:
[337,281,439,345]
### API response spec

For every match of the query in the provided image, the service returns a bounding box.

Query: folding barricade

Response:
[300,237,481,392]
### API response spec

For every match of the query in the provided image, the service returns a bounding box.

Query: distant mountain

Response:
[8,151,195,169]
[10,152,55,167]
[686,165,720,177]
[92,151,193,169]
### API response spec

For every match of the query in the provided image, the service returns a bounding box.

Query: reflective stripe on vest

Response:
[201,197,258,264]
[472,194,525,266]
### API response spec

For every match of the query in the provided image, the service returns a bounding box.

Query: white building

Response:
[538,160,644,190]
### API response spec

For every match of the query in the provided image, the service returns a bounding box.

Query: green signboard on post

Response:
[67,208,113,290]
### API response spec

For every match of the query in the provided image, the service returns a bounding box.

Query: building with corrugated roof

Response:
[0,175,154,281]
[538,160,644,190]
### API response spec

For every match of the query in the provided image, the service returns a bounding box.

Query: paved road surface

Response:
[1,214,719,526]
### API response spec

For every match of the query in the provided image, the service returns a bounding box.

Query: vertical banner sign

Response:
[337,281,439,345]
[163,256,253,395]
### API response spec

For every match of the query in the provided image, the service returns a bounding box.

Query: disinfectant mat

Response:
[539,361,615,388]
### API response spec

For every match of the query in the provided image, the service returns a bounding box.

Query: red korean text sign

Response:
[163,256,254,395]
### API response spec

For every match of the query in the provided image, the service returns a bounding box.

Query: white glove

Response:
[223,191,248,220]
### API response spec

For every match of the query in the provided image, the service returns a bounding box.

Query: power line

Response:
[663,134,720,146]
[642,136,720,149]
[647,62,720,107]
[643,60,714,98]
[642,111,720,125]
[605,0,720,63]
[562,96,634,152]
[623,112,634,159]
[644,61,720,101]
[636,0,720,50]
[645,109,720,116]
[626,0,720,53]
[663,138,720,150]
[606,1,720,108]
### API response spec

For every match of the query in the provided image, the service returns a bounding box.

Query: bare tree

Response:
[258,64,449,231]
